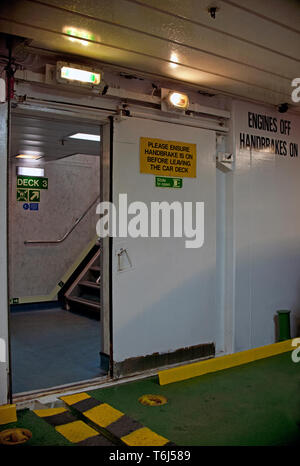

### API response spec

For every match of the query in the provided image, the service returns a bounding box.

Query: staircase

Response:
[64,243,100,317]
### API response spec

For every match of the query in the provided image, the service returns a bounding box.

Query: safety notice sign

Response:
[17,189,28,202]
[155,177,182,188]
[140,137,196,178]
[28,190,40,202]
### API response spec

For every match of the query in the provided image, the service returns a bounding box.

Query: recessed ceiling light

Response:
[17,166,45,177]
[15,154,42,160]
[68,133,100,142]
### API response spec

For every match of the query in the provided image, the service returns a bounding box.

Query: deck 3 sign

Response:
[17,175,48,189]
[140,137,196,177]
[16,176,48,203]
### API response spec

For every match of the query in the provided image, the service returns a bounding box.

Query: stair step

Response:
[79,280,100,290]
[67,296,100,311]
[90,266,100,272]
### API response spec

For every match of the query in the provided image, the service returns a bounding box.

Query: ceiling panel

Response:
[0,0,299,111]
[14,0,297,89]
[220,0,300,32]
[11,114,101,161]
[131,0,300,57]
[43,0,300,62]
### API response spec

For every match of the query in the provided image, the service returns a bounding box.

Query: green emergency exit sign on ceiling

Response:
[155,177,182,188]
[17,175,48,189]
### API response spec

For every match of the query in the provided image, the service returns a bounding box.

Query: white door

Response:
[0,103,9,404]
[111,117,221,364]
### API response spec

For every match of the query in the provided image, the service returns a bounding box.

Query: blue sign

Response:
[29,203,39,211]
[23,203,29,210]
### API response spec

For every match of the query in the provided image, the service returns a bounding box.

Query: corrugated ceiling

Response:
[11,113,100,160]
[0,0,299,111]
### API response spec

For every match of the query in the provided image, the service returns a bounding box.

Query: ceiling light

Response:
[15,154,42,160]
[17,166,45,177]
[61,67,100,84]
[68,133,100,141]
[57,62,101,87]
[167,91,189,110]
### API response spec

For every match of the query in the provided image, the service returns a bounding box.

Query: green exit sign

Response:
[17,175,48,189]
[155,177,183,188]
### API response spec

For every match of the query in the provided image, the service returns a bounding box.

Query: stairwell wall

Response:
[9,154,100,303]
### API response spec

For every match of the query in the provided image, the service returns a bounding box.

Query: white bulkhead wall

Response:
[0,103,9,404]
[112,117,220,363]
[233,100,300,351]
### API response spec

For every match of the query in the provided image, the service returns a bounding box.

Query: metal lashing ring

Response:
[138,394,168,406]
[0,428,32,445]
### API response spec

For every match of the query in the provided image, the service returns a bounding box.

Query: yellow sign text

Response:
[140,137,196,178]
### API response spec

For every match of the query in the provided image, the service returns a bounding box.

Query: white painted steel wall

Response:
[9,154,100,301]
[233,101,300,351]
[112,117,219,362]
[0,103,9,404]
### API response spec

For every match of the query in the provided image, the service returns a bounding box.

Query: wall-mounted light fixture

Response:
[56,61,102,89]
[161,88,189,112]
[167,91,189,110]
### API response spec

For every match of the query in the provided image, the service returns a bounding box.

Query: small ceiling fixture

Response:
[68,133,101,141]
[167,91,189,110]
[278,103,289,113]
[208,6,219,19]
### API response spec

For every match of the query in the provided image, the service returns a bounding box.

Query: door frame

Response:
[7,99,115,399]
[0,101,11,404]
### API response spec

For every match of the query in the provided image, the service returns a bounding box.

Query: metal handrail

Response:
[24,196,100,245]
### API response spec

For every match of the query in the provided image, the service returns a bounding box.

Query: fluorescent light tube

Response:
[68,133,100,141]
[15,154,42,160]
[17,166,45,177]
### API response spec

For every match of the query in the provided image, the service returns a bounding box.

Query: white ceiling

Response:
[11,113,101,161]
[0,0,299,111]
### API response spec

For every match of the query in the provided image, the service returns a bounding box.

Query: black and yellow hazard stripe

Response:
[33,406,114,445]
[60,392,175,446]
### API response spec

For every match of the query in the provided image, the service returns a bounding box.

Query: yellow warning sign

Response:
[140,137,196,178]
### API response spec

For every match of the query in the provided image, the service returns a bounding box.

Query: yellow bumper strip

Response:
[33,406,114,445]
[61,392,175,446]
[33,407,67,418]
[60,392,91,405]
[158,339,295,386]
[55,420,98,443]
[121,427,170,447]
[0,404,17,425]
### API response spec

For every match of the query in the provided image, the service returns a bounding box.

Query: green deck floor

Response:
[1,352,299,446]
[0,409,72,446]
[88,352,300,446]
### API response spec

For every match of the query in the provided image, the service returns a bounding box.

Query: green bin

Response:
[277,310,291,341]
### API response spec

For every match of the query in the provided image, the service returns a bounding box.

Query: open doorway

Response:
[9,108,109,395]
